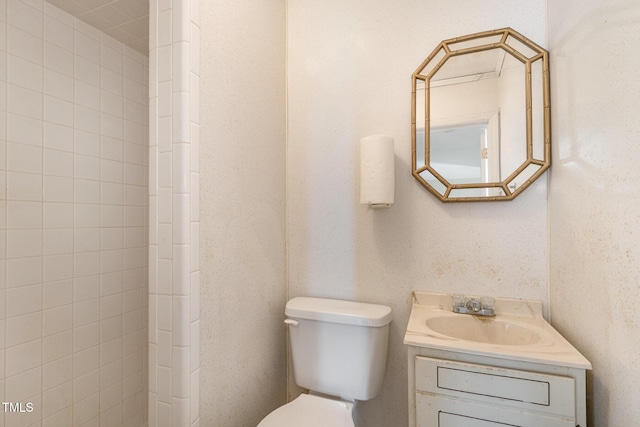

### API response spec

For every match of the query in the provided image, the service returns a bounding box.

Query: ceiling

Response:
[46,0,149,55]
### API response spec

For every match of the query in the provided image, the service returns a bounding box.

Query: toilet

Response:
[258,296,393,427]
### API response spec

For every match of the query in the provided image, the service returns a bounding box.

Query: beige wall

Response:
[197,1,640,426]
[198,0,287,426]
[548,0,640,425]
[287,1,547,425]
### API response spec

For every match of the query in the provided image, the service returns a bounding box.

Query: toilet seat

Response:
[257,394,355,427]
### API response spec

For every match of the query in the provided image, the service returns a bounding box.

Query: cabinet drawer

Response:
[416,356,576,418]
[416,394,576,427]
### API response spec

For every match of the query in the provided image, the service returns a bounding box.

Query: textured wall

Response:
[199,0,287,426]
[0,1,149,425]
[548,0,640,425]
[286,1,547,425]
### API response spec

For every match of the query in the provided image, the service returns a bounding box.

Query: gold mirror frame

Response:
[411,28,550,202]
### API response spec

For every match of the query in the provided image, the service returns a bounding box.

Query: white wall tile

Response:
[44,68,74,101]
[101,228,124,251]
[102,113,123,139]
[43,279,73,309]
[7,25,42,64]
[42,379,72,417]
[73,392,99,425]
[125,121,145,145]
[75,81,101,110]
[44,14,73,49]
[74,276,100,303]
[8,54,43,91]
[172,0,189,43]
[43,407,73,427]
[44,95,74,126]
[7,113,43,146]
[157,10,172,47]
[8,0,43,37]
[74,178,101,204]
[7,83,42,118]
[44,228,74,255]
[42,354,73,393]
[73,352,99,383]
[101,205,124,228]
[6,255,42,287]
[172,143,189,193]
[101,181,123,205]
[6,312,41,347]
[8,171,42,201]
[74,129,100,157]
[172,42,189,93]
[44,148,73,177]
[42,305,72,337]
[74,251,100,277]
[100,249,124,275]
[6,339,41,376]
[44,122,73,152]
[102,68,124,96]
[100,359,123,389]
[74,227,100,253]
[171,92,189,143]
[75,31,100,64]
[44,41,74,76]
[149,0,200,423]
[74,56,100,87]
[101,158,124,183]
[100,337,123,366]
[44,202,73,229]
[8,141,42,173]
[124,184,144,207]
[172,245,189,296]
[73,322,99,353]
[100,293,123,320]
[7,229,42,258]
[74,154,100,181]
[101,136,124,162]
[171,296,189,347]
[102,91,124,118]
[43,329,73,364]
[43,175,74,203]
[7,201,42,229]
[6,365,41,400]
[172,194,189,244]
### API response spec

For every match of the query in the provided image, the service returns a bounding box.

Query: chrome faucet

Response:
[452,295,495,317]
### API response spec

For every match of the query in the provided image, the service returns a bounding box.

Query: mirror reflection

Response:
[411,28,550,201]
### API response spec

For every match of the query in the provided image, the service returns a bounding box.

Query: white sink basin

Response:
[404,292,592,369]
[425,315,541,346]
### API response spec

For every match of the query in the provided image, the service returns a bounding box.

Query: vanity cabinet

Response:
[404,292,591,427]
[414,356,579,427]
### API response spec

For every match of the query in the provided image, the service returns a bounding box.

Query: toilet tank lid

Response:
[285,297,392,327]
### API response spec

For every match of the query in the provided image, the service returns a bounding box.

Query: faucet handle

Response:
[480,297,495,311]
[452,294,466,308]
[466,298,482,312]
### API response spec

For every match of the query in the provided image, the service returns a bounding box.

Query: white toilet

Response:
[258,296,393,427]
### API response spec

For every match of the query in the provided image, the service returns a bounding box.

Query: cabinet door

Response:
[417,394,576,427]
[415,356,576,419]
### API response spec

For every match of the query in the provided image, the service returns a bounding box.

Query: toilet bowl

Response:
[257,297,392,426]
[257,394,354,427]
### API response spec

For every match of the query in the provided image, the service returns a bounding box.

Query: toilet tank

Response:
[285,297,393,401]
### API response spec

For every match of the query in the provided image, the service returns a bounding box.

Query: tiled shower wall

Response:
[148,0,201,425]
[0,0,149,425]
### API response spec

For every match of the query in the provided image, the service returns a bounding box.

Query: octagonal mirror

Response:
[412,28,550,202]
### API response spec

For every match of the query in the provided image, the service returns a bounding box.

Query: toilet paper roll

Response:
[360,135,395,208]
